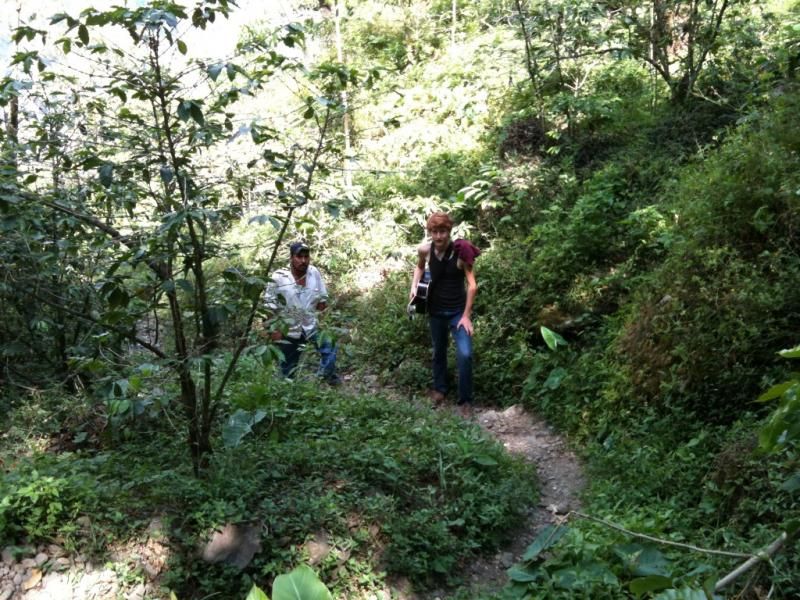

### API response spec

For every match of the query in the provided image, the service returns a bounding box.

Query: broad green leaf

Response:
[632,546,670,577]
[543,367,567,390]
[521,524,568,561]
[551,566,580,589]
[781,472,800,492]
[78,24,89,45]
[176,279,195,295]
[614,543,670,577]
[540,325,567,351]
[99,163,114,187]
[189,103,204,126]
[779,345,800,358]
[222,409,267,448]
[630,575,673,597]
[756,381,795,402]
[245,585,269,600]
[177,39,187,55]
[207,63,223,81]
[272,564,331,600]
[472,455,498,467]
[652,587,708,600]
[507,564,541,582]
[177,100,190,121]
[82,156,104,170]
[160,166,174,183]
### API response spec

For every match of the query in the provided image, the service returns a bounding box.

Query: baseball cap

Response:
[289,241,310,256]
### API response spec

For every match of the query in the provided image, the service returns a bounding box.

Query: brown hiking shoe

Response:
[456,403,474,419]
[428,389,446,404]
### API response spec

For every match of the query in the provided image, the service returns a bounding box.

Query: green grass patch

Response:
[0,367,536,598]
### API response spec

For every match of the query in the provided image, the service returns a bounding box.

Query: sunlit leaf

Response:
[78,24,89,44]
[177,39,187,55]
[272,564,331,600]
[245,585,269,600]
[779,345,800,358]
[756,381,795,402]
[207,63,223,81]
[541,325,567,350]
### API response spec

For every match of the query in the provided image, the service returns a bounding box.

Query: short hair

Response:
[289,241,310,256]
[426,211,453,231]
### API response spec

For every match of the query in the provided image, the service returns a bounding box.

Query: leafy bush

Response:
[0,454,111,543]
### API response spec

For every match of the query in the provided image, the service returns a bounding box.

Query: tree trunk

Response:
[334,0,353,189]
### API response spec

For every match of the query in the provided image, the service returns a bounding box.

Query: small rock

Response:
[22,568,43,590]
[13,573,23,585]
[34,552,49,566]
[141,559,161,579]
[0,588,12,600]
[125,582,146,600]
[147,517,166,540]
[47,544,65,558]
[1,547,15,565]
[304,532,331,566]
[499,552,515,569]
[201,522,262,570]
[21,557,37,569]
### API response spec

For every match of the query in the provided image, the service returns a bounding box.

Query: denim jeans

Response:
[429,310,473,405]
[277,331,338,383]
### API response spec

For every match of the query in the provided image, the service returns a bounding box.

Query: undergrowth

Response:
[0,358,536,598]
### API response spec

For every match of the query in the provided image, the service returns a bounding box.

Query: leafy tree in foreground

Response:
[2,1,348,473]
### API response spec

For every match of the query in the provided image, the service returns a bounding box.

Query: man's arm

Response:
[312,266,329,312]
[263,274,286,340]
[457,263,477,336]
[409,243,429,302]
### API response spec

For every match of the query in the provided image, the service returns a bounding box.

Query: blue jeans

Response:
[429,310,473,405]
[278,331,338,383]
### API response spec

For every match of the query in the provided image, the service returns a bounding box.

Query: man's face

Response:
[429,227,451,249]
[291,251,311,274]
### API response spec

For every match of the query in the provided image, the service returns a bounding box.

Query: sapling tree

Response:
[3,0,352,474]
[608,0,747,103]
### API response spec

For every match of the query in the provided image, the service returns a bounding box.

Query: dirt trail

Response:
[407,403,587,600]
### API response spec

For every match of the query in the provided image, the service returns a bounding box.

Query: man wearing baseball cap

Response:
[263,241,339,384]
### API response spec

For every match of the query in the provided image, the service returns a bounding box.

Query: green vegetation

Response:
[2,0,800,598]
[1,362,534,597]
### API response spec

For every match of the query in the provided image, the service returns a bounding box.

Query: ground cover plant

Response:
[0,357,536,598]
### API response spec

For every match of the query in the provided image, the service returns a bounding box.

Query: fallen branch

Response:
[567,511,751,559]
[714,532,787,592]
[566,511,789,594]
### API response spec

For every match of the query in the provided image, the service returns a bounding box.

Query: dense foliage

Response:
[2,0,800,598]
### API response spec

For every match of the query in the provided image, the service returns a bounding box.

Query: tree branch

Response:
[567,511,752,559]
[714,532,788,592]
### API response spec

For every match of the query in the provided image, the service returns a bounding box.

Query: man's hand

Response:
[457,315,474,336]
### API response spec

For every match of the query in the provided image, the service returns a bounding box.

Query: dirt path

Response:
[409,403,586,600]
